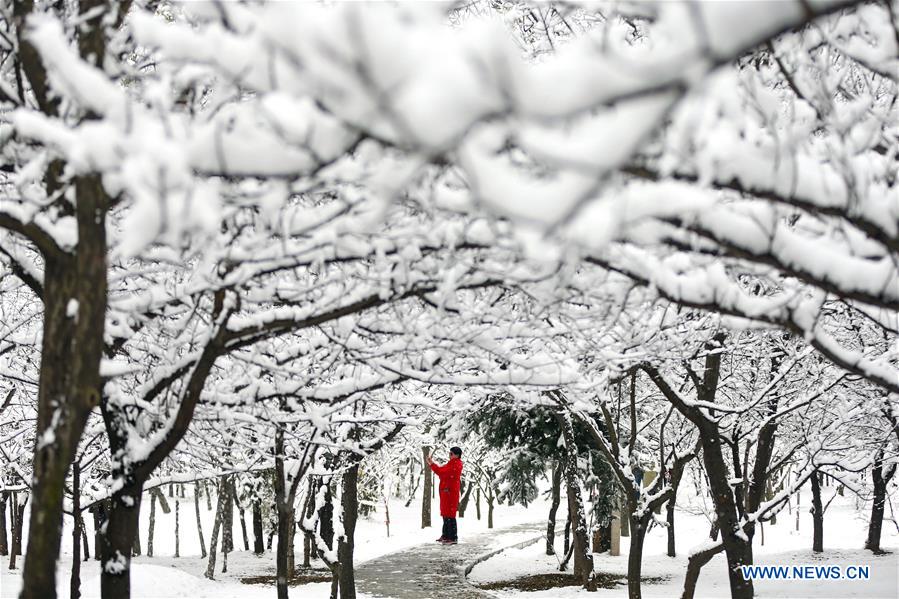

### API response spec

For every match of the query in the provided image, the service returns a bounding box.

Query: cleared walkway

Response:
[355,522,545,599]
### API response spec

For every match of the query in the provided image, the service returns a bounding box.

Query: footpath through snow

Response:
[356,522,546,599]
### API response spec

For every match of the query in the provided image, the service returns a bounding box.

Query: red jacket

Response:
[430,457,463,517]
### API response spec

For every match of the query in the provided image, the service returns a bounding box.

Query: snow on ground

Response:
[469,494,899,599]
[2,482,897,598]
[0,486,548,598]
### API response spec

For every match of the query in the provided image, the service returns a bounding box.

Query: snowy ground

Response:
[2,484,897,598]
[469,494,899,599]
[0,487,546,598]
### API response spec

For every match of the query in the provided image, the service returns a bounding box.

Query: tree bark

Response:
[865,457,894,554]
[0,492,7,556]
[71,461,82,599]
[810,470,823,553]
[627,515,648,599]
[204,478,226,579]
[174,498,180,558]
[666,498,676,558]
[147,491,156,557]
[458,483,473,518]
[556,413,594,590]
[643,339,753,599]
[99,484,144,599]
[92,502,106,561]
[680,542,725,599]
[487,492,495,529]
[222,479,234,568]
[421,446,432,528]
[338,464,359,599]
[546,461,562,555]
[252,499,264,554]
[234,491,250,551]
[9,493,27,570]
[81,519,90,560]
[274,429,290,599]
[132,514,142,557]
[475,487,481,520]
[21,162,110,599]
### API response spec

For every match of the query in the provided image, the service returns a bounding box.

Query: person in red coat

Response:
[428,446,463,544]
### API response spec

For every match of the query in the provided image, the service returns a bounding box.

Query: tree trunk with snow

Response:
[680,543,725,599]
[643,336,753,599]
[100,485,144,599]
[234,491,250,551]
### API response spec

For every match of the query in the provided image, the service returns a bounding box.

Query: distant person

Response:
[427,446,463,544]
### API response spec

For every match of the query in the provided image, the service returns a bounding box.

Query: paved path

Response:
[355,522,545,599]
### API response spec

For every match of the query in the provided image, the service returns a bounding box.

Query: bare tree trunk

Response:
[252,499,264,555]
[132,514,142,556]
[457,483,473,518]
[234,491,250,551]
[680,543,725,599]
[487,492,495,529]
[666,499,676,557]
[0,492,7,556]
[204,478,226,579]
[21,170,110,599]
[338,464,359,599]
[421,446,432,528]
[195,482,207,558]
[70,461,82,599]
[222,478,234,573]
[92,503,105,561]
[475,487,481,520]
[274,429,290,599]
[147,490,156,557]
[865,457,895,554]
[81,520,90,560]
[9,493,27,570]
[174,498,180,558]
[99,485,144,599]
[287,507,296,578]
[546,461,562,555]
[810,469,823,553]
[627,514,648,599]
[222,479,234,573]
[556,413,594,590]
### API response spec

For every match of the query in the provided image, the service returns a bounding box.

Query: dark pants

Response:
[442,517,457,541]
